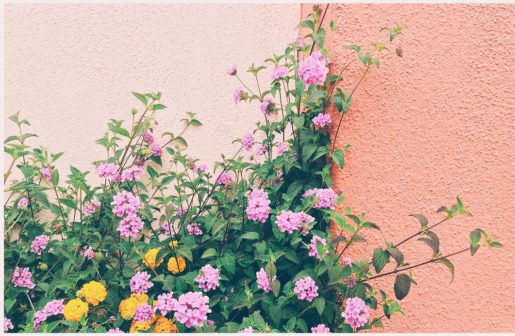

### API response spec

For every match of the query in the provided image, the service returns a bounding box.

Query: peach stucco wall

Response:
[4,3,515,333]
[301,3,514,332]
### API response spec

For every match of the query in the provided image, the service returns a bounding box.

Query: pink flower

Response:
[343,256,353,266]
[96,163,120,181]
[193,163,208,174]
[175,207,187,216]
[161,221,173,236]
[4,318,13,332]
[156,292,178,316]
[150,143,163,157]
[312,113,331,128]
[303,188,338,209]
[254,144,266,156]
[40,167,52,182]
[118,214,144,238]
[256,268,275,293]
[296,38,306,48]
[187,223,203,236]
[83,197,101,216]
[260,99,274,115]
[31,235,50,255]
[308,235,329,260]
[33,299,65,329]
[119,166,143,182]
[81,246,95,260]
[311,324,330,333]
[342,297,369,329]
[143,131,154,144]
[17,197,29,209]
[195,264,221,292]
[233,88,245,104]
[226,64,237,76]
[242,132,255,151]
[130,271,153,294]
[108,328,124,333]
[172,292,211,328]
[11,266,35,289]
[275,211,315,234]
[111,191,141,218]
[294,276,318,302]
[245,189,271,223]
[271,66,288,80]
[216,172,232,185]
[298,51,329,86]
[276,142,288,155]
[133,303,155,322]
[240,327,253,333]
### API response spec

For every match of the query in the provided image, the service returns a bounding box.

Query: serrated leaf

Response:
[386,246,404,265]
[313,297,325,315]
[201,248,217,259]
[394,273,411,300]
[436,257,455,283]
[410,214,428,229]
[132,92,148,105]
[372,248,390,273]
[331,149,344,169]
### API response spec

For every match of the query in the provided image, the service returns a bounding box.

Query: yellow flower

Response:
[63,298,89,322]
[143,248,163,269]
[77,281,107,306]
[118,293,149,320]
[130,320,153,333]
[169,240,178,248]
[153,316,178,333]
[167,256,186,275]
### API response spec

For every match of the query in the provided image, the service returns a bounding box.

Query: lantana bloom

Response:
[156,292,177,316]
[298,50,329,86]
[81,245,95,260]
[172,292,212,328]
[133,303,155,322]
[303,188,338,209]
[308,235,329,260]
[276,141,288,155]
[96,163,120,181]
[245,189,271,223]
[33,299,65,329]
[260,99,274,115]
[271,65,288,80]
[17,197,29,209]
[216,172,232,185]
[30,235,50,255]
[276,211,314,234]
[195,264,221,292]
[130,271,153,294]
[313,113,332,128]
[226,64,237,76]
[150,143,162,157]
[242,132,255,150]
[311,324,330,333]
[11,266,35,289]
[40,167,52,181]
[187,223,203,236]
[82,196,101,216]
[294,276,319,302]
[256,268,275,293]
[342,297,370,329]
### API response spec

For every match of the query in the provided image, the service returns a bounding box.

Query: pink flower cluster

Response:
[195,264,221,292]
[256,268,275,293]
[108,328,124,333]
[245,189,271,223]
[193,163,208,174]
[271,65,288,80]
[294,276,318,302]
[172,292,212,328]
[342,297,370,329]
[4,318,13,332]
[133,303,155,322]
[226,64,237,76]
[311,324,330,333]
[150,143,162,157]
[276,141,288,155]
[343,256,353,266]
[242,132,255,151]
[119,166,143,182]
[143,131,154,144]
[33,299,65,329]
[81,245,95,260]
[130,271,153,294]
[112,191,144,238]
[11,266,35,289]
[31,235,50,255]
[240,327,253,333]
[216,172,232,185]
[233,88,245,104]
[83,197,101,216]
[156,292,177,316]
[260,99,274,115]
[303,188,338,209]
[161,221,173,236]
[254,144,266,156]
[40,167,52,182]
[308,235,329,260]
[275,211,315,234]
[187,223,203,236]
[298,50,329,86]
[96,163,119,181]
[17,197,29,209]
[312,113,332,128]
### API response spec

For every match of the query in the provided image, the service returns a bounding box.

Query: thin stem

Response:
[334,227,361,265]
[395,217,448,248]
[360,248,468,283]
[309,3,330,56]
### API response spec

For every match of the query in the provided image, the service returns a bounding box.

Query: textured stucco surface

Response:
[301,3,515,332]
[4,4,299,182]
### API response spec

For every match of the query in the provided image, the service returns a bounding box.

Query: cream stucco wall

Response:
[4,4,300,181]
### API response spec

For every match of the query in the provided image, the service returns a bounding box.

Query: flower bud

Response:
[94,252,104,262]
[37,262,48,271]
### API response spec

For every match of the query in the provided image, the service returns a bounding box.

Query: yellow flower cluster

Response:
[167,256,186,274]
[130,318,156,333]
[129,316,177,333]
[169,240,178,248]
[76,281,107,306]
[118,293,149,320]
[143,248,163,269]
[63,298,89,322]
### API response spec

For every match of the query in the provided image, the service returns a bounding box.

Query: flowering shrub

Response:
[3,6,502,333]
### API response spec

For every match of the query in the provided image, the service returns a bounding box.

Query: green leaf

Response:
[108,124,130,138]
[313,297,325,315]
[372,248,390,273]
[51,169,59,185]
[436,257,455,283]
[240,232,259,240]
[331,149,344,169]
[201,248,217,259]
[394,273,411,300]
[417,231,440,253]
[132,92,148,105]
[410,214,428,230]
[386,246,404,265]
[152,103,167,111]
[271,279,281,298]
